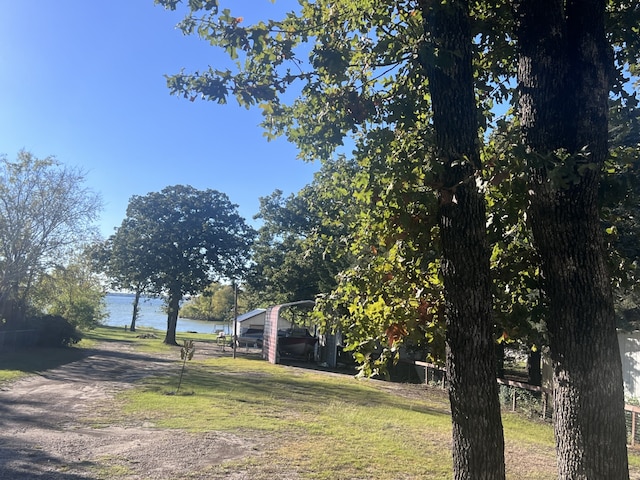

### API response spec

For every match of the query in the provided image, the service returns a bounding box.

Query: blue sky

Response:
[0,1,318,238]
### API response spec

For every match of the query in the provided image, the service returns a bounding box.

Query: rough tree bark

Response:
[513,0,629,478]
[164,286,181,346]
[130,290,141,332]
[419,0,506,478]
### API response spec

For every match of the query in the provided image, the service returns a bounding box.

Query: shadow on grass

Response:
[141,358,451,419]
[82,325,156,344]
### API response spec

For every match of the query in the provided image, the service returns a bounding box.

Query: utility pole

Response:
[232,280,238,359]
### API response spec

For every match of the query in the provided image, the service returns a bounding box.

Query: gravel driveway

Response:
[0,342,259,480]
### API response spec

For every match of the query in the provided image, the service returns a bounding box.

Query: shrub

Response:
[27,315,81,347]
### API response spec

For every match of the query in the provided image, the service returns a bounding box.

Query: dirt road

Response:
[0,342,259,480]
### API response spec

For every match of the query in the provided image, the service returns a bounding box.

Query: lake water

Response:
[104,293,232,335]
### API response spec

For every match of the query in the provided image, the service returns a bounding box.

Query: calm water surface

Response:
[104,293,231,334]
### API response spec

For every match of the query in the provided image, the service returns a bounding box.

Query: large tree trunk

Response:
[419,1,505,478]
[130,290,141,332]
[514,0,629,477]
[164,288,181,346]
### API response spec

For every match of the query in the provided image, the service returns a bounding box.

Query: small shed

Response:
[234,308,294,336]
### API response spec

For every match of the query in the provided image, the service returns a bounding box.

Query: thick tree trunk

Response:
[514,0,629,477]
[130,290,141,332]
[164,288,181,346]
[419,1,505,478]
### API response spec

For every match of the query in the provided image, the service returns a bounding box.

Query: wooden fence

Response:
[416,360,640,444]
[626,404,640,446]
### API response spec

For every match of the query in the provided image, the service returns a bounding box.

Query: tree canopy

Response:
[31,249,107,330]
[247,157,357,306]
[104,185,255,344]
[180,282,236,322]
[0,150,102,326]
[155,0,639,477]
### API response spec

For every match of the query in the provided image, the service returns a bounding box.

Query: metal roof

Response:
[236,308,266,323]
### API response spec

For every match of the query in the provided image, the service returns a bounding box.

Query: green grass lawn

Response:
[112,355,455,479]
[3,325,640,479]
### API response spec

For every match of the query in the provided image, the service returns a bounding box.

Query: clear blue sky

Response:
[0,1,318,238]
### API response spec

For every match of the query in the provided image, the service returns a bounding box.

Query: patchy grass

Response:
[114,350,640,479]
[4,325,640,479]
[630,448,640,470]
[83,325,219,355]
[118,358,454,479]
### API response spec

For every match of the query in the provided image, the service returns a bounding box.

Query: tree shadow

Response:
[0,345,178,432]
[0,439,97,480]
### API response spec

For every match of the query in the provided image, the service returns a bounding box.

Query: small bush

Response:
[499,384,547,419]
[27,315,81,347]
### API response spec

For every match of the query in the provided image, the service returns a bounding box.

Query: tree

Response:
[484,88,640,382]
[154,0,638,476]
[92,220,158,332]
[248,158,356,306]
[512,1,632,476]
[180,282,235,322]
[0,150,102,326]
[419,2,505,475]
[157,1,505,476]
[604,94,640,331]
[113,185,254,345]
[31,249,107,329]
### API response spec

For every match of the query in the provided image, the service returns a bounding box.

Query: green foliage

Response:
[176,339,195,393]
[121,185,254,295]
[180,282,235,322]
[247,158,356,306]
[602,96,640,311]
[499,385,548,419]
[152,0,489,376]
[27,314,82,347]
[30,251,107,329]
[311,127,448,375]
[0,151,102,326]
[90,224,155,298]
[154,0,640,376]
[101,185,255,344]
[482,115,546,347]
